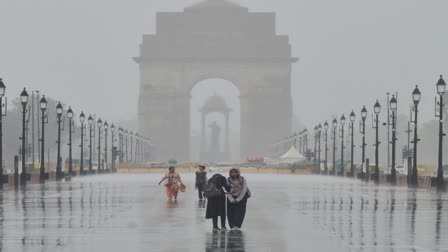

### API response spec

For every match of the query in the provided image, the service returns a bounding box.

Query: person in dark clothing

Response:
[205,174,231,230]
[195,165,208,200]
[227,168,250,230]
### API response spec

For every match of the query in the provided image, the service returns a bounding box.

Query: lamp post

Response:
[411,85,421,187]
[111,124,116,172]
[390,95,398,184]
[332,118,337,176]
[373,100,381,184]
[56,102,63,180]
[340,114,346,176]
[79,112,86,176]
[360,106,367,179]
[39,96,47,182]
[104,121,108,172]
[125,130,129,163]
[130,131,134,164]
[314,126,318,174]
[118,127,123,164]
[349,111,356,177]
[324,121,329,175]
[317,124,322,175]
[298,132,303,154]
[97,118,102,173]
[135,133,140,164]
[20,88,29,186]
[436,75,446,189]
[0,79,5,185]
[303,129,308,160]
[67,107,74,176]
[88,115,94,173]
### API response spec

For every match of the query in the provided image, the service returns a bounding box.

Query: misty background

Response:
[1,0,448,165]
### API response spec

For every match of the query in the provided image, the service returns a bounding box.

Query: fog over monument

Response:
[134,0,297,161]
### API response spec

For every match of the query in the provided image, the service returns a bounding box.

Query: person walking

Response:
[227,168,250,230]
[205,173,231,230]
[195,165,208,200]
[158,166,184,200]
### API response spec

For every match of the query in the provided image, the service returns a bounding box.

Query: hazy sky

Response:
[1,0,447,128]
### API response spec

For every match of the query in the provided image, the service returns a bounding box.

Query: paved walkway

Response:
[0,173,447,251]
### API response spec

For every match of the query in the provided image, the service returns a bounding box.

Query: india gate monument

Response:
[134,0,297,161]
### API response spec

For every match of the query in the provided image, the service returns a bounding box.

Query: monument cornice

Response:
[133,57,298,64]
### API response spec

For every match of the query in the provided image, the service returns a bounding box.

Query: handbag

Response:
[204,181,222,199]
[179,183,186,192]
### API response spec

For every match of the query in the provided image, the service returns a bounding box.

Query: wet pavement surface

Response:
[0,173,448,251]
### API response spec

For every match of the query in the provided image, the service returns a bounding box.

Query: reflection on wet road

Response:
[0,173,447,251]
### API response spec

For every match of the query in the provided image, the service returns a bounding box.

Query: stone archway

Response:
[135,0,297,161]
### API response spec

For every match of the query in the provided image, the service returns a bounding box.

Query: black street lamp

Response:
[332,118,338,176]
[118,127,124,164]
[135,133,140,164]
[349,111,356,177]
[67,107,74,176]
[97,118,102,173]
[411,85,421,187]
[373,100,381,184]
[111,123,116,172]
[56,102,63,180]
[20,88,29,186]
[340,114,346,176]
[324,121,329,175]
[303,129,308,160]
[79,112,86,176]
[0,78,6,186]
[39,96,47,182]
[313,126,318,174]
[88,115,94,173]
[390,95,398,184]
[130,131,134,164]
[360,106,367,179]
[317,124,322,175]
[436,75,446,189]
[104,121,109,172]
[0,79,6,185]
[125,129,129,163]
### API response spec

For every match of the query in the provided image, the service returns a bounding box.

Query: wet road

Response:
[0,173,447,251]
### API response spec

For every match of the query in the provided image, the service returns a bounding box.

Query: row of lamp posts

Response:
[286,75,446,189]
[0,79,153,189]
[310,85,420,186]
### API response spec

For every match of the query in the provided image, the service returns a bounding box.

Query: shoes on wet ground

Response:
[213,227,220,231]
[220,227,227,231]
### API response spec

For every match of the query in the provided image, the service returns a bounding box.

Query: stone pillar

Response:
[225,112,230,154]
[139,90,190,161]
[201,112,206,153]
[241,91,291,158]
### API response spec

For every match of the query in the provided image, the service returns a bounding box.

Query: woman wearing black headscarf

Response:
[205,173,231,230]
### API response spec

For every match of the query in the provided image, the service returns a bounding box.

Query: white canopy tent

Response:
[279,146,306,164]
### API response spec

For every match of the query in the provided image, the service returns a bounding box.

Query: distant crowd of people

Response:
[158,165,251,230]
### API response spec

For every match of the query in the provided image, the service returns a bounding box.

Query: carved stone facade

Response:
[134,0,297,161]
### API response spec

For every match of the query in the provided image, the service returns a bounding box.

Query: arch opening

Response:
[190,78,240,162]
